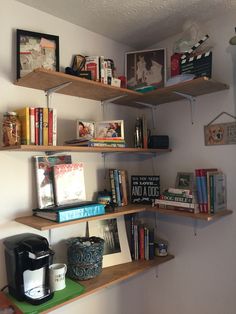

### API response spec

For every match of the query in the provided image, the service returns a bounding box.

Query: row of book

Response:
[109,169,128,207]
[195,168,226,214]
[16,107,57,146]
[154,187,199,214]
[85,56,121,87]
[130,216,155,261]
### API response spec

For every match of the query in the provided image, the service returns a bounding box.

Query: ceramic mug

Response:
[49,263,67,292]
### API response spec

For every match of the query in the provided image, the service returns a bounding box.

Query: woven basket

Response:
[67,236,104,280]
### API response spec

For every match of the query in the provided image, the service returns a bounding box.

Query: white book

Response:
[29,107,35,145]
[52,108,57,146]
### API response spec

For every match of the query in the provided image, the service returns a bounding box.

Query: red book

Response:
[48,108,53,146]
[139,225,145,260]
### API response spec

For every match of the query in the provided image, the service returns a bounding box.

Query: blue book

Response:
[33,203,105,222]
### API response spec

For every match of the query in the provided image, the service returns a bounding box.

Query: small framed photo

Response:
[95,120,124,139]
[175,172,194,191]
[76,120,95,140]
[16,29,59,79]
[125,48,166,90]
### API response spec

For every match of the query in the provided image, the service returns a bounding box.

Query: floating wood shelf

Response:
[14,69,229,107]
[0,145,171,154]
[40,255,174,313]
[15,204,148,230]
[150,207,233,221]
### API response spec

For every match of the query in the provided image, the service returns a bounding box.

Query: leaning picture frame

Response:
[95,120,124,139]
[125,48,166,90]
[175,172,194,191]
[16,29,59,79]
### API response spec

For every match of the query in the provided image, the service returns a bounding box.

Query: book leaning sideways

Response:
[33,202,105,223]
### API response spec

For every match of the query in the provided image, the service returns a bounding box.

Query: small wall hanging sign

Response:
[204,111,236,145]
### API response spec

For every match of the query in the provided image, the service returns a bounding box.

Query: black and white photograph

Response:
[175,172,194,190]
[88,216,131,267]
[125,48,166,90]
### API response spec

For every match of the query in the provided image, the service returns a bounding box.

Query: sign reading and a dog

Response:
[131,175,160,204]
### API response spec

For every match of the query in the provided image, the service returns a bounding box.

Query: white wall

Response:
[144,10,236,314]
[1,1,236,314]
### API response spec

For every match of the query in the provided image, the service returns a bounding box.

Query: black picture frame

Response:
[16,29,59,79]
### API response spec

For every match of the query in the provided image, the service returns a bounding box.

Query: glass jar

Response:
[2,112,21,146]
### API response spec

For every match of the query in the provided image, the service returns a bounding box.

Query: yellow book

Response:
[43,107,49,145]
[15,107,30,145]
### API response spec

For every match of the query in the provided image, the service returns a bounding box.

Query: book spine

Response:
[48,108,53,146]
[35,107,39,145]
[89,142,126,147]
[139,225,145,260]
[58,204,105,222]
[195,169,204,212]
[118,170,124,206]
[16,107,30,145]
[157,203,199,214]
[43,107,49,146]
[149,228,155,260]
[160,195,193,203]
[155,198,197,209]
[113,169,122,206]
[52,108,57,146]
[144,227,149,260]
[109,169,117,206]
[120,169,128,206]
[199,169,208,213]
[38,108,43,145]
[134,224,139,260]
[210,174,215,214]
[29,107,35,145]
[130,215,135,260]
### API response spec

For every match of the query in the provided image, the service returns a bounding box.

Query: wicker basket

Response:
[67,236,104,280]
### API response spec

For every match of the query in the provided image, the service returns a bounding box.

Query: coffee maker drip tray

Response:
[25,285,50,300]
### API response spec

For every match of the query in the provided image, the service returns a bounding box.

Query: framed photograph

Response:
[125,48,166,90]
[95,120,124,139]
[175,172,194,191]
[131,175,160,204]
[76,120,95,140]
[88,216,131,268]
[16,29,59,79]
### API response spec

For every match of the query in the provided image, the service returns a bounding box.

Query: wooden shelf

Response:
[14,68,141,107]
[150,207,233,221]
[0,144,171,154]
[15,204,148,231]
[40,255,174,313]
[14,69,229,107]
[116,76,229,106]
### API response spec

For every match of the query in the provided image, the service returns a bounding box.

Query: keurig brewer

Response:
[4,233,54,305]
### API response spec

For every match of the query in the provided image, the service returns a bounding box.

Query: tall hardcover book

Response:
[35,107,39,145]
[15,107,30,145]
[53,163,86,206]
[38,107,43,145]
[34,155,72,209]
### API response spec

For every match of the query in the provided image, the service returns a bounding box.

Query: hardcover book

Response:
[53,163,86,206]
[34,155,72,209]
[33,203,105,222]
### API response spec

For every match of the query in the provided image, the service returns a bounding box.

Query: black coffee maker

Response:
[4,233,54,305]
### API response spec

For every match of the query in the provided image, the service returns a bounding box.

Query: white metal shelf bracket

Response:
[173,91,196,124]
[45,81,72,108]
[101,94,128,106]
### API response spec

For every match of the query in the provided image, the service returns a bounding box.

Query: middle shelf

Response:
[15,204,233,231]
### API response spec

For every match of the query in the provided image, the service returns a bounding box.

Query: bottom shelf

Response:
[8,255,174,314]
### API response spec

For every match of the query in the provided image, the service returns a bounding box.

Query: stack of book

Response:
[130,216,155,261]
[89,138,126,147]
[109,169,128,207]
[154,187,199,213]
[15,107,57,146]
[195,168,227,214]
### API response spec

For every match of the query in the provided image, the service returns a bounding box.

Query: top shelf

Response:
[14,69,229,107]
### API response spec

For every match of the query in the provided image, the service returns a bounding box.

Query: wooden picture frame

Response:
[175,172,194,191]
[16,29,59,79]
[95,120,124,139]
[125,48,166,90]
